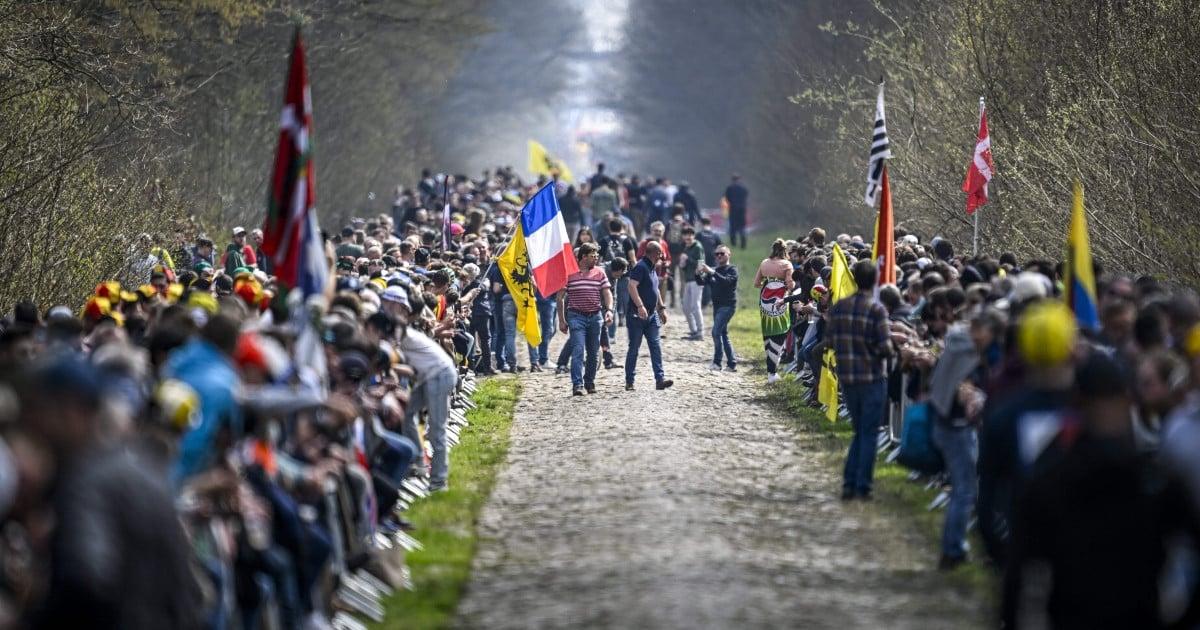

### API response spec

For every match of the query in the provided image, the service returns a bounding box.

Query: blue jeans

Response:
[528,299,557,366]
[711,304,736,367]
[406,367,456,487]
[932,422,978,559]
[625,313,665,385]
[501,295,517,370]
[492,298,508,369]
[373,428,419,488]
[611,276,628,340]
[842,380,886,495]
[568,310,602,387]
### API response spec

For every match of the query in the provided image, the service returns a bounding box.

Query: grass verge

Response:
[374,375,521,630]
[727,233,996,598]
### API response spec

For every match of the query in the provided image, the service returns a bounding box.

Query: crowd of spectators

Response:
[766,227,1200,628]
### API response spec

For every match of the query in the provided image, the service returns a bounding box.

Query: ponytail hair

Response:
[770,238,787,259]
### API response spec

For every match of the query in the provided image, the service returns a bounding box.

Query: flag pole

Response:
[973,97,984,256]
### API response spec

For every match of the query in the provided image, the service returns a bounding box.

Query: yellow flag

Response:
[828,243,857,304]
[527,140,574,183]
[818,244,858,420]
[496,222,542,347]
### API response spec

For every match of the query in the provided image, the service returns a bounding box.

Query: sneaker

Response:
[603,360,617,370]
[767,373,781,385]
[529,364,542,373]
[708,363,722,371]
[572,387,584,396]
[655,379,674,390]
[555,365,568,375]
[585,384,596,394]
[625,383,635,391]
[725,365,737,372]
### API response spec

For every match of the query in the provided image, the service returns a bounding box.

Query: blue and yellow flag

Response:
[1064,181,1099,330]
[528,140,574,183]
[496,223,542,346]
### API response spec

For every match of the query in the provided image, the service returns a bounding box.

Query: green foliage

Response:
[374,375,520,630]
[0,0,485,309]
[791,0,1200,283]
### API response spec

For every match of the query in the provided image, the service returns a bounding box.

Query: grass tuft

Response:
[374,375,521,630]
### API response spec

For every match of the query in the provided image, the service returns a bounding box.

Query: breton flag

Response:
[520,182,578,297]
[872,165,896,286]
[528,139,575,183]
[864,81,892,206]
[1065,181,1099,330]
[963,98,994,214]
[261,31,327,298]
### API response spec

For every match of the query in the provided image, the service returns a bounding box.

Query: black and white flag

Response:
[864,82,892,206]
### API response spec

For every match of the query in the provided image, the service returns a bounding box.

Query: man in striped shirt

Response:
[557,242,614,395]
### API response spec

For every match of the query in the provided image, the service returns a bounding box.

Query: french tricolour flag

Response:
[520,182,578,297]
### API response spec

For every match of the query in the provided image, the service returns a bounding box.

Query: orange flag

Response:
[872,165,896,286]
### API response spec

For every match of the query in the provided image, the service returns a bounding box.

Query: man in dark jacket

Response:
[674,181,701,225]
[699,245,738,371]
[558,185,583,241]
[724,174,749,249]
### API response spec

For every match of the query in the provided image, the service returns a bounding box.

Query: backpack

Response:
[600,235,624,263]
[897,401,945,475]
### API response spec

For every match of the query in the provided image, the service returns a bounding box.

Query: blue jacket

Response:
[164,339,241,483]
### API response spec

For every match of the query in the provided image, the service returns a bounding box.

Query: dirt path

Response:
[456,309,986,629]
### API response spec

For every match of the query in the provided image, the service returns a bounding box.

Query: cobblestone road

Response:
[456,310,986,629]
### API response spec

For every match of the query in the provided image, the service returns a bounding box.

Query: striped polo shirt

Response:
[564,267,610,314]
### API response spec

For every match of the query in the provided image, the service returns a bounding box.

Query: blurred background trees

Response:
[0,0,482,307]
[4,0,1199,308]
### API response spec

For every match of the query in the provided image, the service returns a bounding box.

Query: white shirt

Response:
[399,328,456,384]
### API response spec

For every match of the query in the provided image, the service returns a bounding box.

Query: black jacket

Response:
[701,264,738,307]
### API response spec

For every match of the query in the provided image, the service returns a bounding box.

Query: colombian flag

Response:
[1065,181,1099,330]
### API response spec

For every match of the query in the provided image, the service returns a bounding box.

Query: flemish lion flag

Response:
[496,224,542,346]
[528,140,574,183]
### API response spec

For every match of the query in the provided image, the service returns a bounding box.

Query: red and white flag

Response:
[962,98,994,215]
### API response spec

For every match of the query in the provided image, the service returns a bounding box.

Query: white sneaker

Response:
[708,363,722,371]
[767,373,780,385]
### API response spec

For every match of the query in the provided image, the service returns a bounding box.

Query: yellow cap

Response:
[1018,300,1077,367]
[155,379,200,431]
[1183,324,1200,359]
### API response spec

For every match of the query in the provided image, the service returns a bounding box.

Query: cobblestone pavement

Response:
[456,309,986,629]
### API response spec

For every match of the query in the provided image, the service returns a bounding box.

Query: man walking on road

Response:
[558,243,613,396]
[724,174,749,249]
[826,259,894,500]
[678,226,706,340]
[625,240,673,391]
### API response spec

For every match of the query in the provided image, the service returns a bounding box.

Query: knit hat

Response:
[95,281,122,300]
[1017,301,1077,367]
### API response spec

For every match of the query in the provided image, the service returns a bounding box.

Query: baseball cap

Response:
[381,286,411,311]
[233,226,246,236]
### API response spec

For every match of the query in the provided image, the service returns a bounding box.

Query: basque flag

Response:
[520,182,578,297]
[261,31,327,298]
